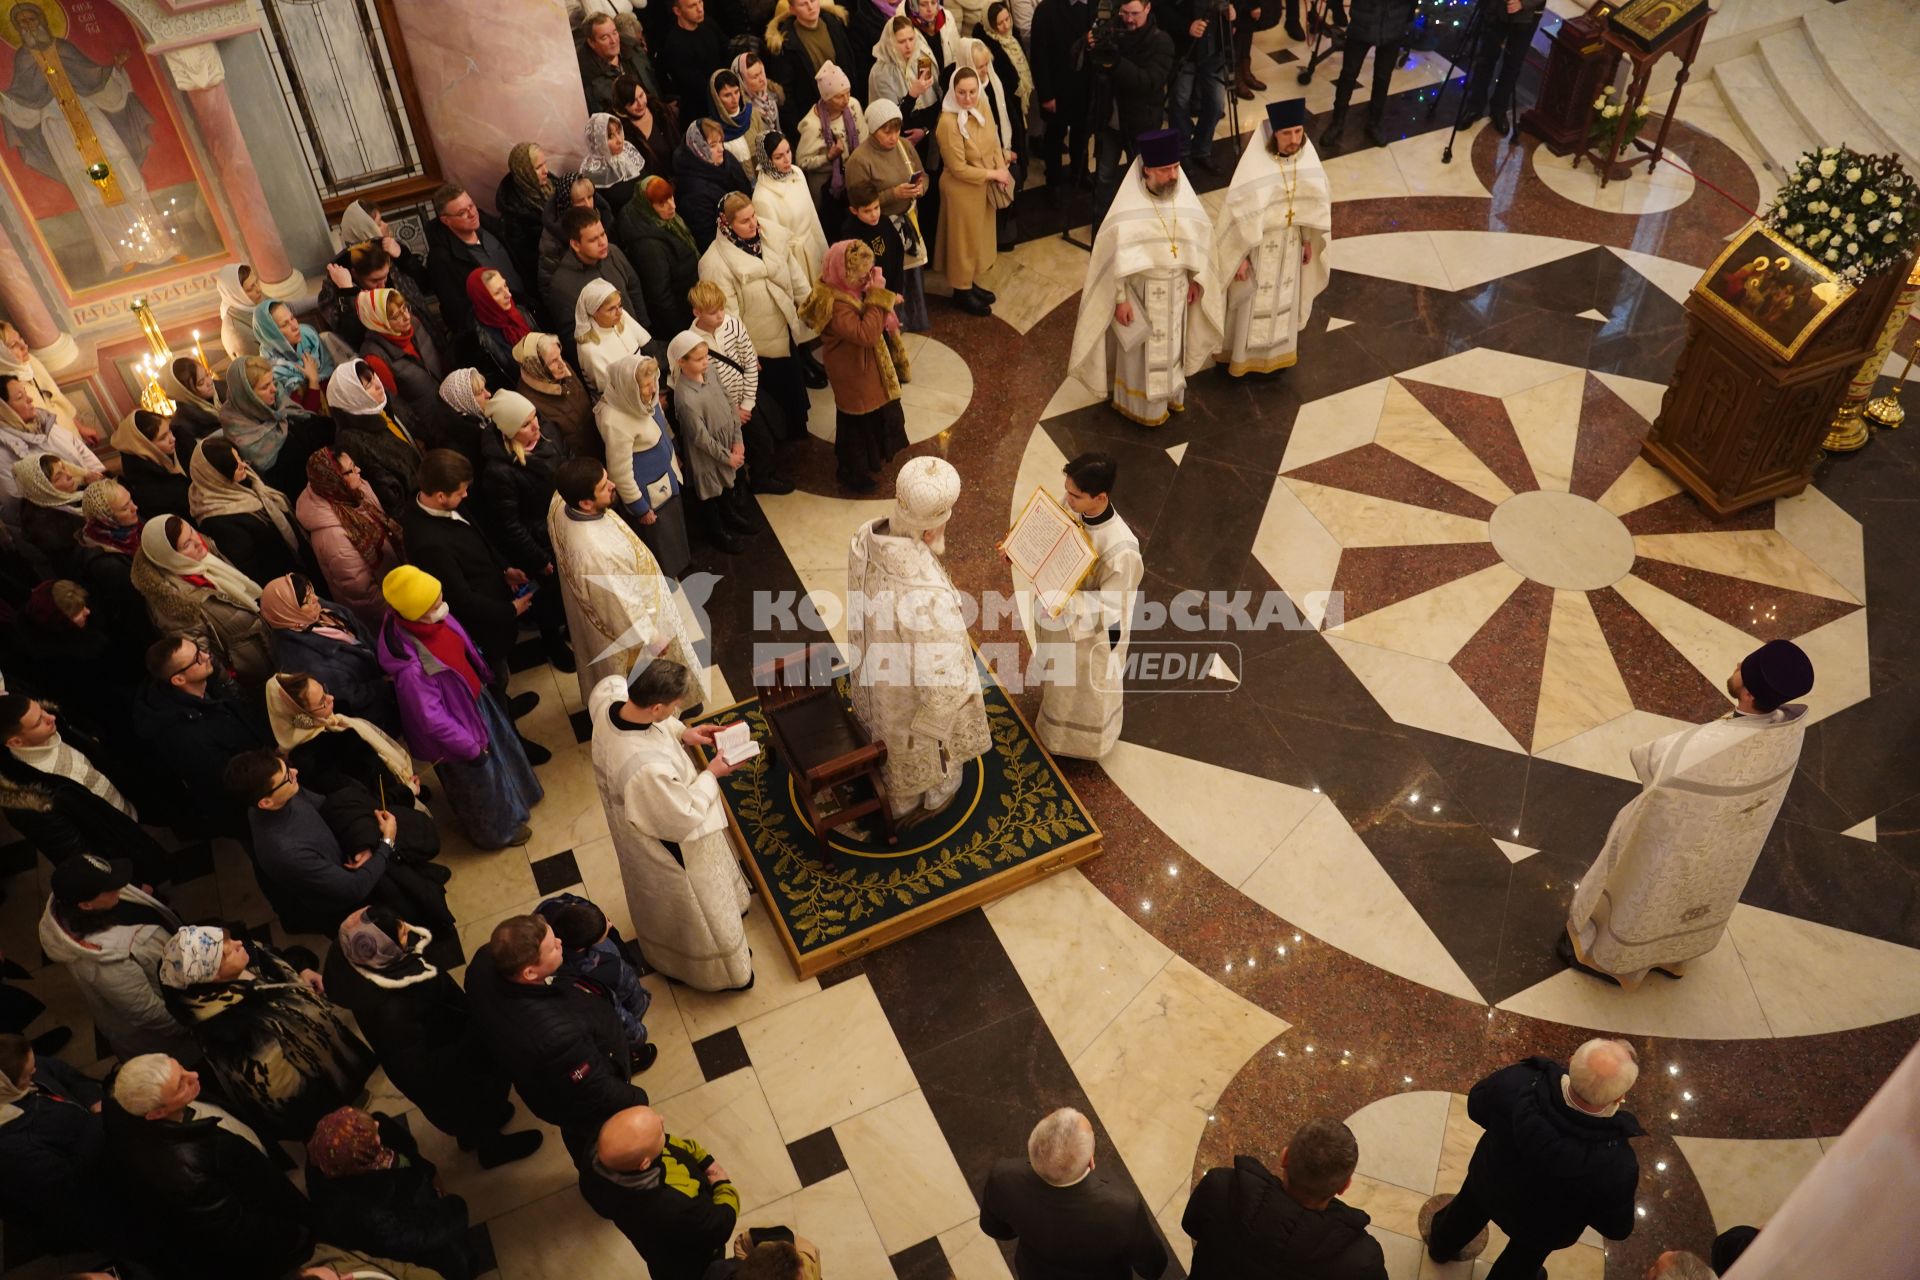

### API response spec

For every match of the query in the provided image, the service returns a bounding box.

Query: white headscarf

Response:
[187,439,300,551]
[665,330,710,394]
[581,111,647,189]
[940,63,990,139]
[598,352,665,451]
[338,200,383,245]
[326,361,389,416]
[139,516,263,610]
[11,454,82,511]
[573,277,651,352]
[956,38,1012,150]
[214,265,257,341]
[872,18,939,111]
[438,368,486,419]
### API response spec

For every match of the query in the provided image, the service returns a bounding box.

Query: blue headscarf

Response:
[251,298,334,402]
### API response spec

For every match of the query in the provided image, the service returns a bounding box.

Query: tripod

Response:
[1294,0,1345,85]
[1431,0,1487,164]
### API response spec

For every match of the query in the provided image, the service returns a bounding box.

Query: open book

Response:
[1003,488,1098,619]
[714,721,761,766]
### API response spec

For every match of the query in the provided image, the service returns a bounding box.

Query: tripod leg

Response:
[1439,11,1486,164]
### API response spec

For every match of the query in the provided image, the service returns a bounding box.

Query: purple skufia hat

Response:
[1268,98,1307,131]
[1136,128,1182,168]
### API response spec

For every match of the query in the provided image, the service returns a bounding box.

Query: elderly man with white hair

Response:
[102,1053,313,1277]
[847,455,992,824]
[1422,1038,1645,1280]
[979,1106,1169,1280]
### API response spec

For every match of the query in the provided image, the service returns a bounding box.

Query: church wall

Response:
[218,29,334,274]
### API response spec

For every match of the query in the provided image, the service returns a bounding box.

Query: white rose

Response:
[1891,195,1905,207]
[1818,159,1838,178]
[1806,178,1822,191]
[1831,208,1843,220]
[1846,167,1862,181]
[1602,106,1619,119]
[1893,212,1905,224]
[1822,146,1838,157]
[1592,96,1606,110]
[1635,104,1650,117]
[1888,233,1900,243]
[1869,219,1882,233]
[1790,223,1807,236]
[1826,248,1840,261]
[1862,190,1878,205]
[1848,242,1860,254]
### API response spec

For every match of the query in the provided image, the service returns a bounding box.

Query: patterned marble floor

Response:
[7,13,1920,1280]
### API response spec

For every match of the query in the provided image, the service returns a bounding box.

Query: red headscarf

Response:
[466,268,533,347]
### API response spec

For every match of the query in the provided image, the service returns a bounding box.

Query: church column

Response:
[0,226,77,369]
[165,44,303,298]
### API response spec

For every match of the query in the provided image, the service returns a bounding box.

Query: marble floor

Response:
[8,10,1920,1279]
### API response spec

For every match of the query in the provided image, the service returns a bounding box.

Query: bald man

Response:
[579,1105,740,1280]
[1423,1040,1644,1280]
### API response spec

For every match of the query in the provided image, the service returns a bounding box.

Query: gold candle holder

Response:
[1865,337,1916,430]
[135,354,175,415]
[129,297,172,362]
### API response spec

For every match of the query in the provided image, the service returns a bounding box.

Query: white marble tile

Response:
[941,1218,1016,1280]
[1791,609,1871,727]
[1332,563,1526,664]
[1280,376,1391,473]
[1496,927,1773,1039]
[1250,477,1345,632]
[633,970,708,1105]
[1531,147,1694,215]
[1841,817,1876,842]
[1493,840,1538,863]
[487,1183,640,1277]
[1673,1134,1825,1232]
[1633,530,1860,603]
[1326,316,1353,332]
[1531,590,1635,753]
[1322,141,1412,202]
[756,488,893,652]
[1727,903,1920,1038]
[1532,708,1700,783]
[413,1091,582,1225]
[1240,795,1486,1004]
[834,1089,980,1251]
[1772,485,1867,603]
[523,742,611,863]
[737,1170,896,1279]
[1166,442,1187,465]
[1283,479,1491,548]
[986,866,1173,1061]
[1327,231,1453,291]
[1156,1179,1196,1272]
[1325,636,1525,757]
[1040,375,1104,420]
[1372,380,1515,506]
[1590,370,1669,425]
[736,974,917,1140]
[439,841,539,926]
[569,833,635,942]
[1073,957,1290,1211]
[1606,246,1705,307]
[1426,231,1589,294]
[657,1066,803,1213]
[1608,573,1761,697]
[1096,743,1321,888]
[1389,133,1495,203]
[1401,347,1577,400]
[1374,1226,1430,1280]
[1502,370,1587,493]
[1346,1090,1453,1193]
[674,901,823,1040]
[1595,456,1683,518]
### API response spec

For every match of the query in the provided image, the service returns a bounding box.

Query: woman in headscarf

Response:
[797,61,865,228]
[580,111,647,213]
[158,925,375,1142]
[536,171,615,295]
[296,448,404,628]
[0,371,102,536]
[318,234,441,353]
[754,132,832,293]
[573,277,651,396]
[337,199,384,246]
[962,31,1023,247]
[130,515,275,684]
[616,176,703,340]
[16,579,132,723]
[513,332,598,463]
[216,355,327,498]
[73,479,158,659]
[214,262,265,361]
[495,141,554,290]
[357,288,445,429]
[673,118,753,254]
[478,391,573,670]
[847,98,932,330]
[667,328,756,555]
[801,239,910,491]
[594,353,692,576]
[933,64,1009,316]
[698,193,815,443]
[326,360,423,525]
[465,268,534,386]
[304,1105,473,1280]
[610,73,678,181]
[0,1032,107,1253]
[869,12,942,142]
[320,906,540,1168]
[261,572,401,731]
[251,298,334,415]
[0,321,88,444]
[265,670,418,801]
[978,2,1033,130]
[427,367,492,467]
[908,0,961,66]
[732,52,787,176]
[376,565,543,851]
[187,437,305,586]
[12,453,86,575]
[110,409,189,519]
[157,356,224,454]
[708,68,756,170]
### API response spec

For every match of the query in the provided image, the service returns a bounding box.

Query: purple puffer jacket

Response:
[376,611,493,763]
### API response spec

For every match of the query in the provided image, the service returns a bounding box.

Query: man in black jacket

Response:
[464,914,655,1159]
[1087,0,1175,231]
[764,0,861,118]
[130,636,273,839]
[545,206,653,363]
[400,449,530,689]
[1184,1119,1387,1279]
[1031,0,1097,187]
[579,11,669,116]
[1320,0,1417,154]
[979,1106,1169,1280]
[0,694,173,885]
[581,1104,741,1279]
[424,182,529,336]
[105,1053,311,1280]
[1461,0,1549,136]
[1425,1041,1644,1280]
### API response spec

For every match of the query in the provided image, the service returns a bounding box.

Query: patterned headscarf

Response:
[339,907,405,969]
[684,118,722,166]
[306,1106,397,1178]
[159,925,227,989]
[305,446,400,568]
[438,368,486,420]
[508,142,553,205]
[709,70,752,142]
[357,289,414,342]
[514,332,570,390]
[581,111,647,189]
[79,480,141,555]
[251,298,334,403]
[12,454,82,510]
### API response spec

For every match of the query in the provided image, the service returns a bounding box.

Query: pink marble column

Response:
[0,223,66,356]
[391,0,588,213]
[179,75,295,289]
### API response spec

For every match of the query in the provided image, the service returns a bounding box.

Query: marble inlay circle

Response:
[1488,490,1635,590]
[805,334,973,446]
[1531,147,1696,216]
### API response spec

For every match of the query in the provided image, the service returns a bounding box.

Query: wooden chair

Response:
[753,644,900,857]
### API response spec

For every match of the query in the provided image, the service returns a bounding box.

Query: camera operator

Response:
[1086,0,1175,231]
[1463,0,1548,136]
[1167,0,1234,175]
[1319,0,1416,155]
[1033,0,1099,188]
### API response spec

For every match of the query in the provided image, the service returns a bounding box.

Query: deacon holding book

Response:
[1563,640,1815,989]
[1215,99,1332,377]
[1030,453,1143,759]
[848,456,992,824]
[589,660,754,992]
[1069,128,1224,427]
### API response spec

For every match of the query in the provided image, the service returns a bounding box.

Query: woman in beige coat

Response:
[932,66,1011,317]
[697,193,815,438]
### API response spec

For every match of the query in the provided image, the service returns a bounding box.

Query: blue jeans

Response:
[1171,52,1228,159]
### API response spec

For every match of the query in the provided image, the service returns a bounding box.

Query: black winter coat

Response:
[671,146,754,254]
[425,216,526,338]
[464,957,646,1151]
[316,243,439,351]
[331,405,426,522]
[102,1092,312,1280]
[0,1054,106,1249]
[361,328,447,434]
[196,510,302,588]
[269,614,403,736]
[1090,16,1174,144]
[168,395,224,459]
[766,6,861,118]
[399,501,519,673]
[1032,0,1096,114]
[1461,1057,1645,1248]
[0,748,173,886]
[306,1111,472,1280]
[1184,1156,1387,1280]
[979,1158,1169,1280]
[1345,0,1418,45]
[118,450,192,519]
[616,204,703,338]
[129,679,273,837]
[495,172,550,304]
[476,427,565,575]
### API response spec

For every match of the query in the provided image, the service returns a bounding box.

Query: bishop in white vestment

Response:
[547,460,700,709]
[1069,129,1224,427]
[589,663,754,992]
[1215,99,1333,377]
[847,456,992,821]
[1565,640,1816,987]
[1031,453,1144,760]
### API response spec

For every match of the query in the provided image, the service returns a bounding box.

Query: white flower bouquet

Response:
[1765,145,1919,284]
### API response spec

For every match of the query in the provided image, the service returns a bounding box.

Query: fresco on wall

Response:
[0,0,224,295]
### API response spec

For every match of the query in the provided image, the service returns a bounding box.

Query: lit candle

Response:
[192,329,209,371]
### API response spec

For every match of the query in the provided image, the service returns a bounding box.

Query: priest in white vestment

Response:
[547,458,700,709]
[1215,99,1332,377]
[1565,640,1816,988]
[589,661,754,992]
[847,456,992,822]
[1069,129,1224,427]
[1030,452,1144,760]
